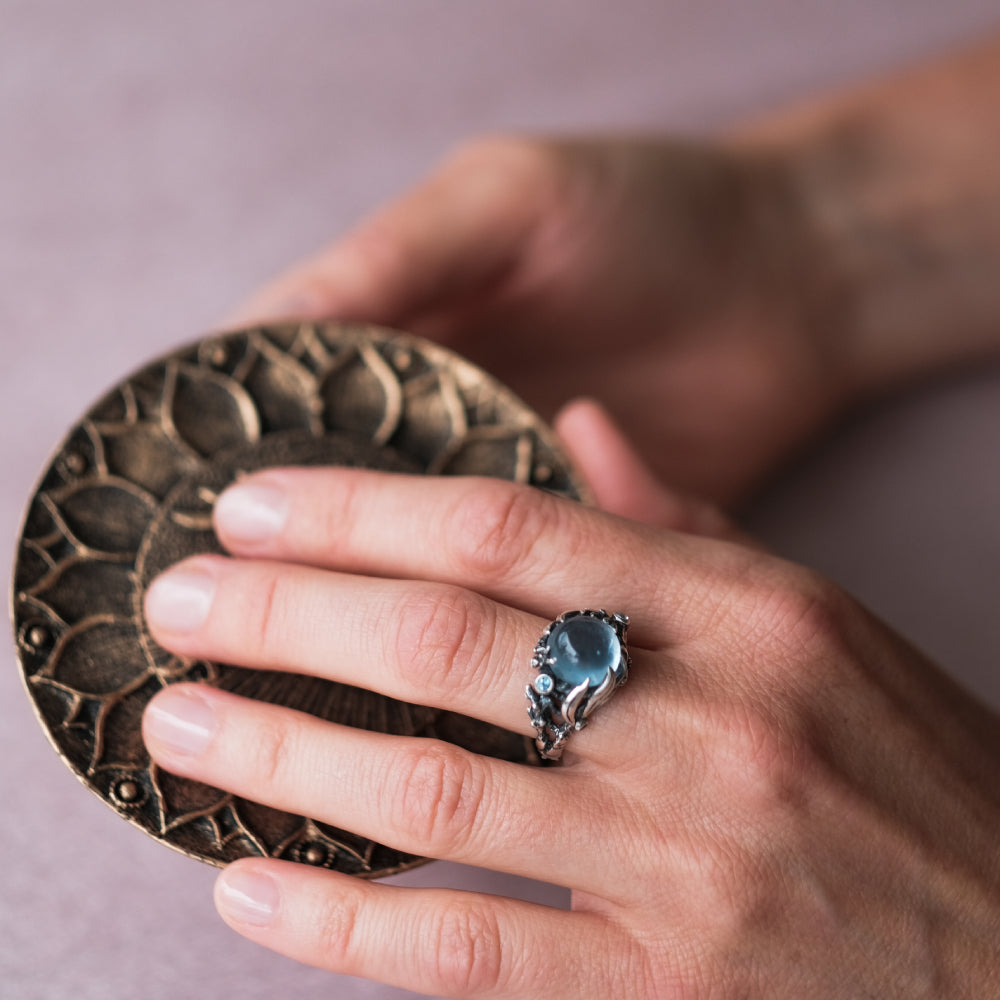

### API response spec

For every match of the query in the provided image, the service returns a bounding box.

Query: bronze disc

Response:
[11,321,586,877]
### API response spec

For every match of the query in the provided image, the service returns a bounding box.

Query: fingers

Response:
[225,138,554,329]
[213,859,622,998]
[143,554,545,735]
[210,468,742,649]
[142,684,613,890]
[555,398,744,540]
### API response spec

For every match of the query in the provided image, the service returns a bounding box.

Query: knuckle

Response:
[709,703,818,815]
[739,563,850,666]
[427,903,504,997]
[448,480,556,583]
[317,470,364,557]
[731,712,795,796]
[244,570,287,659]
[313,888,362,971]
[386,743,487,855]
[391,586,497,694]
[246,716,293,788]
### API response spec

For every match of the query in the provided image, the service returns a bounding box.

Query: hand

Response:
[229,136,851,504]
[141,457,1000,997]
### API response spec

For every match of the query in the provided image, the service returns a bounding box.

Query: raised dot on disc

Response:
[28,625,49,648]
[303,845,326,865]
[116,780,139,803]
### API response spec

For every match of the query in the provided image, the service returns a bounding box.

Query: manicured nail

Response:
[144,687,216,757]
[145,569,215,633]
[215,482,289,543]
[216,868,280,927]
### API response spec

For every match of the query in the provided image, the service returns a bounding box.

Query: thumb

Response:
[555,398,746,542]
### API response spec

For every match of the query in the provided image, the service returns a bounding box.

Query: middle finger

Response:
[145,554,556,740]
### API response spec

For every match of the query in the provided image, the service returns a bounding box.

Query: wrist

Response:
[775,121,1000,403]
[731,40,1000,403]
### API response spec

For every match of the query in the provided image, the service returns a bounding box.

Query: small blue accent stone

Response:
[532,673,554,695]
[548,616,619,688]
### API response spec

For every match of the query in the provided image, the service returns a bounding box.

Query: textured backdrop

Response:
[3,3,999,998]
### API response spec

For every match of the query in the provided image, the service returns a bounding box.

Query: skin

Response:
[226,38,1000,506]
[143,466,1000,997]
[144,35,1000,998]
[228,136,845,505]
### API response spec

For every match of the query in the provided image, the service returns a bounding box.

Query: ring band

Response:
[526,609,630,761]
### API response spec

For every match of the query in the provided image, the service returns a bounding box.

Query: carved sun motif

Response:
[13,321,584,876]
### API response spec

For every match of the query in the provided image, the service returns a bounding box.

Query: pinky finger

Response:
[555,398,748,543]
[215,859,623,999]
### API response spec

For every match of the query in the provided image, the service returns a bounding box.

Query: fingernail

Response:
[144,687,216,757]
[215,482,289,543]
[216,868,280,927]
[145,569,216,633]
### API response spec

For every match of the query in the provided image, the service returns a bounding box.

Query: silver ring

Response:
[526,609,630,761]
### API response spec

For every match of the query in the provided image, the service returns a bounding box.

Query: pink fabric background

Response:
[3,3,999,997]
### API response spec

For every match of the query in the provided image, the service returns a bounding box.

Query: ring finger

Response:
[142,683,623,894]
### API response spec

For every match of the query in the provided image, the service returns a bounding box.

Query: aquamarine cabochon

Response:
[547,616,620,688]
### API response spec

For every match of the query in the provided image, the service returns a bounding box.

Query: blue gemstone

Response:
[532,673,554,695]
[548,616,619,688]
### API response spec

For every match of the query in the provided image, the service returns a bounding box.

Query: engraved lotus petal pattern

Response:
[12,321,585,877]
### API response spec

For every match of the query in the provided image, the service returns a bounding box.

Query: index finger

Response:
[211,467,753,648]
